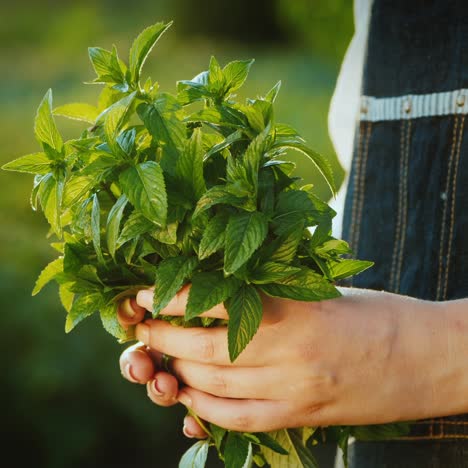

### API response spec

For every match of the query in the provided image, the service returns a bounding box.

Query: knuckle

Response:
[209,370,229,396]
[196,334,215,362]
[229,413,252,432]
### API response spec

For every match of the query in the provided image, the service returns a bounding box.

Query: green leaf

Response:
[198,212,228,260]
[32,257,64,295]
[250,262,301,284]
[268,222,305,263]
[208,55,224,91]
[329,259,374,281]
[117,211,154,246]
[204,129,245,161]
[260,268,341,302]
[223,59,255,93]
[103,92,136,153]
[153,256,198,316]
[264,80,281,103]
[224,212,268,274]
[39,173,64,236]
[106,194,128,260]
[224,432,250,468]
[186,272,241,320]
[273,138,336,195]
[137,99,185,175]
[2,152,51,175]
[273,190,334,235]
[185,105,248,129]
[226,284,262,362]
[54,103,99,124]
[65,292,103,332]
[261,429,318,468]
[128,22,172,85]
[179,440,209,468]
[250,432,289,455]
[91,194,105,263]
[88,46,127,87]
[59,283,74,312]
[35,89,63,154]
[193,185,254,218]
[243,126,269,193]
[176,128,206,200]
[100,301,127,340]
[210,424,227,451]
[119,161,167,227]
[62,176,94,207]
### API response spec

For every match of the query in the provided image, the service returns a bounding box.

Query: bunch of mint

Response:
[3,22,382,467]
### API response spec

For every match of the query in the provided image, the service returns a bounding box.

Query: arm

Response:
[119,287,468,433]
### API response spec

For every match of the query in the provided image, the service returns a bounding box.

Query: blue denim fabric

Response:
[341,0,468,465]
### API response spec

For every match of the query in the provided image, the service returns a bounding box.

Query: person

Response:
[117,0,468,465]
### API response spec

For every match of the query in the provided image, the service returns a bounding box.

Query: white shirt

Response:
[328,0,373,237]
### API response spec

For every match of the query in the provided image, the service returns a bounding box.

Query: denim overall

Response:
[341,0,468,466]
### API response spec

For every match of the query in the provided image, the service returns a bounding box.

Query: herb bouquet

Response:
[3,22,386,468]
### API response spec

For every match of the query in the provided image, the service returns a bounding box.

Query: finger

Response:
[146,371,179,407]
[170,359,279,399]
[137,285,228,320]
[118,297,147,328]
[183,415,208,439]
[177,388,292,432]
[136,319,273,367]
[119,344,156,384]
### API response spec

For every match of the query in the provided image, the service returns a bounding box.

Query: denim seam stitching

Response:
[443,114,466,300]
[436,116,459,301]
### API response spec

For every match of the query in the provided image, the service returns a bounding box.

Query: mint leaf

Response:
[224,211,268,274]
[264,80,281,103]
[2,152,51,175]
[198,212,228,260]
[119,161,167,227]
[153,256,198,316]
[250,262,301,284]
[35,89,63,155]
[117,211,154,246]
[128,22,172,86]
[137,99,185,175]
[54,103,99,124]
[226,284,262,362]
[224,432,250,468]
[91,194,105,264]
[39,173,63,236]
[179,440,209,468]
[260,267,341,302]
[250,432,289,455]
[88,46,127,88]
[103,92,136,154]
[106,194,128,260]
[210,424,227,451]
[32,257,64,296]
[65,292,103,333]
[186,272,241,320]
[261,429,318,468]
[223,59,254,94]
[100,301,127,340]
[272,138,336,195]
[185,105,248,129]
[176,128,206,200]
[193,185,253,218]
[330,259,374,281]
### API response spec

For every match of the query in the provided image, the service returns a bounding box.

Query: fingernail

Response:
[177,391,192,408]
[124,363,140,383]
[183,424,195,438]
[120,297,136,319]
[150,378,164,397]
[137,289,153,309]
[136,323,150,344]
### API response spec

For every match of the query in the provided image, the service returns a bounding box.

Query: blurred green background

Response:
[0,1,353,466]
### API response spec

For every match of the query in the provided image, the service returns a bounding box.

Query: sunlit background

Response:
[1,1,353,466]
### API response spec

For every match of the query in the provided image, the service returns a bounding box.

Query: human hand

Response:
[120,286,455,434]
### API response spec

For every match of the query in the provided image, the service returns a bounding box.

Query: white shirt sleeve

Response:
[328,0,373,238]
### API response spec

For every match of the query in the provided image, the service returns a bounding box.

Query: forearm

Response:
[393,297,468,421]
